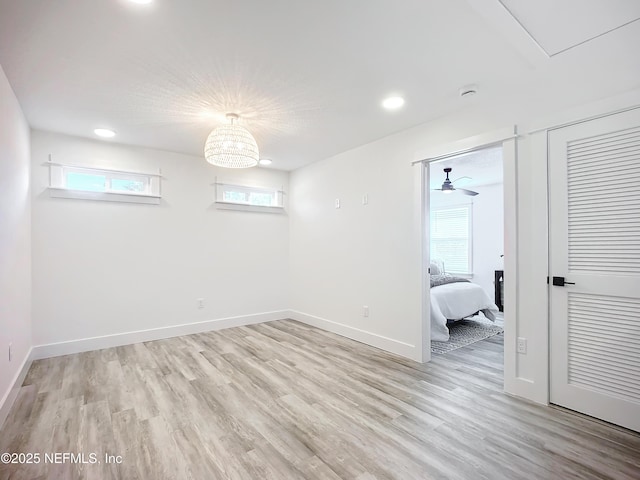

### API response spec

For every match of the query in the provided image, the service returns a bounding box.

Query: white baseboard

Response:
[0,347,33,429]
[31,310,289,360]
[504,375,548,405]
[288,310,419,361]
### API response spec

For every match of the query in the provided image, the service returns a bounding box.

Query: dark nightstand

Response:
[494,270,504,312]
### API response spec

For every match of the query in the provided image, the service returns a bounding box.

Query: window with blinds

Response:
[430,204,472,275]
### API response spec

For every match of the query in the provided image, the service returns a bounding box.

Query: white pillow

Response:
[430,259,445,275]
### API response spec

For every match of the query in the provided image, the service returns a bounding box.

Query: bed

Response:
[429,261,499,342]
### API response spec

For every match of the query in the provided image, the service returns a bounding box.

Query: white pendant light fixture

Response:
[204,113,259,168]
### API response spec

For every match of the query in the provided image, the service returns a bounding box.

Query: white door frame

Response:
[420,161,431,363]
[415,128,518,384]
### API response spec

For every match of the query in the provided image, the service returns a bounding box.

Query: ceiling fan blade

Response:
[451,176,472,184]
[459,188,479,196]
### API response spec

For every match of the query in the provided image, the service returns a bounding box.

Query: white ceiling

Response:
[1,0,639,171]
[500,0,640,56]
[429,146,503,190]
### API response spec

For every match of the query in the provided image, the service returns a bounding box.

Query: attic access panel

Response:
[499,0,640,56]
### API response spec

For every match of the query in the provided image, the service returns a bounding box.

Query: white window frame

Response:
[215,182,284,213]
[48,161,161,205]
[430,203,473,275]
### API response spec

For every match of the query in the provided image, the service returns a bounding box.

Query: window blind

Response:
[430,205,472,274]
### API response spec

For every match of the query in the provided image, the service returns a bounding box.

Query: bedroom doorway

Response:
[425,145,505,369]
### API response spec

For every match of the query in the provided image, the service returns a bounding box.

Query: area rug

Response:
[431,316,504,354]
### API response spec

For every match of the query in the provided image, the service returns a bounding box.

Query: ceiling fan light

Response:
[441,181,455,192]
[204,114,259,168]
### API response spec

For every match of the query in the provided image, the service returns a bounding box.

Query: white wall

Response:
[430,183,504,299]
[471,184,504,301]
[289,130,424,359]
[289,87,640,404]
[30,131,290,351]
[0,65,31,422]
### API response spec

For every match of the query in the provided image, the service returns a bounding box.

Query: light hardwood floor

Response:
[1,320,639,480]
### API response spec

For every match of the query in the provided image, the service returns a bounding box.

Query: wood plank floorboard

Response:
[1,320,639,480]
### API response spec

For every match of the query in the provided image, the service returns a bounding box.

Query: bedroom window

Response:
[430,204,472,275]
[47,159,161,204]
[215,181,285,212]
[62,168,151,194]
[221,185,277,206]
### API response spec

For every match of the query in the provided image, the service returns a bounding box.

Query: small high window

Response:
[215,182,284,212]
[48,160,161,204]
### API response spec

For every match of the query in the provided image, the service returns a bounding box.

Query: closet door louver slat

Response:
[567,128,640,276]
[568,293,640,404]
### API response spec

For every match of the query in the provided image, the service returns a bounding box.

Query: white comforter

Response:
[430,282,499,341]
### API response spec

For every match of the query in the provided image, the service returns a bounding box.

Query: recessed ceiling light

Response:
[129,0,153,4]
[94,128,116,138]
[259,159,273,166]
[382,96,405,110]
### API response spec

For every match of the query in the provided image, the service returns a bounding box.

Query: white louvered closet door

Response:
[549,107,640,432]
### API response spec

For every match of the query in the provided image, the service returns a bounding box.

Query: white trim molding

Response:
[288,310,419,361]
[413,126,518,165]
[31,311,289,360]
[0,348,33,428]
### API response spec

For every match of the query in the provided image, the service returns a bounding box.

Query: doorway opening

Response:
[425,145,505,375]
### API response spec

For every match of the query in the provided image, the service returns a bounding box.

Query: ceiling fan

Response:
[433,167,479,196]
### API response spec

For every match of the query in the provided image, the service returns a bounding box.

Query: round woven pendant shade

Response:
[204,115,259,168]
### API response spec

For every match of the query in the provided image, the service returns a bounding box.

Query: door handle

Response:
[552,276,575,286]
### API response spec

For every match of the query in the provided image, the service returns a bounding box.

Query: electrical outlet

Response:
[363,305,369,317]
[517,337,527,354]
[8,342,12,362]
[335,198,340,209]
[362,194,368,205]
[197,298,205,309]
